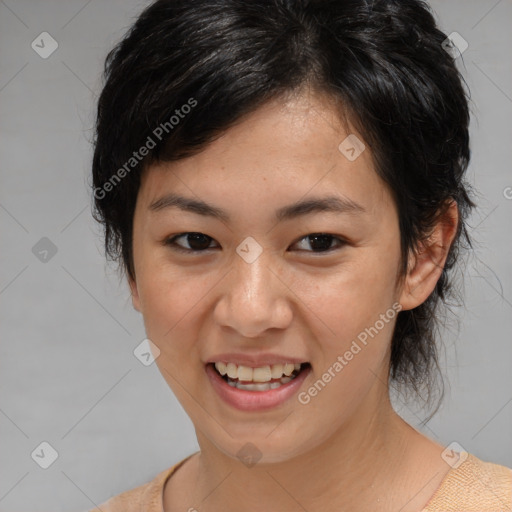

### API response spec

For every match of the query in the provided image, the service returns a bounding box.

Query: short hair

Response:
[91,0,476,414]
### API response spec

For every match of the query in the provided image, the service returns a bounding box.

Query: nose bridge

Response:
[235,251,271,303]
[215,245,291,337]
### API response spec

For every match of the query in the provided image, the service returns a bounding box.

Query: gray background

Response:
[0,1,511,510]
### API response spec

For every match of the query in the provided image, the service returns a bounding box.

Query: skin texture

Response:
[128,90,459,511]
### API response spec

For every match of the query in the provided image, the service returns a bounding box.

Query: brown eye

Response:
[165,232,217,252]
[292,233,346,253]
[164,232,347,255]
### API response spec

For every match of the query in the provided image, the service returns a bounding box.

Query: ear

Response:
[399,200,459,311]
[128,275,141,312]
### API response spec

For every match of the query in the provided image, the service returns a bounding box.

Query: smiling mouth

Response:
[209,362,311,391]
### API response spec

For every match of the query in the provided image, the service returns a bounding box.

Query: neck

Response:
[184,379,420,511]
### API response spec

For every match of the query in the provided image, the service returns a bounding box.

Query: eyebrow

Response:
[148,192,366,222]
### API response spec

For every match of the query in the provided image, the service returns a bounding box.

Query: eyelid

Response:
[164,232,348,254]
[164,232,218,253]
[291,233,348,252]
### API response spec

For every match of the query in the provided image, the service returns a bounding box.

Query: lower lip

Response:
[205,363,311,412]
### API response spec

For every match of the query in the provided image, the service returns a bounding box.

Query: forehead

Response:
[137,91,391,218]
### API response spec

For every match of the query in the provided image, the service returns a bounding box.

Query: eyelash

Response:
[163,232,348,254]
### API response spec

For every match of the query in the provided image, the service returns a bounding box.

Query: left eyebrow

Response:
[148,193,367,223]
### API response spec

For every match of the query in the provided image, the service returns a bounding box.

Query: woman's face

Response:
[129,91,408,463]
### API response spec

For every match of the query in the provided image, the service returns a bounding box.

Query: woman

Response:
[90,0,512,510]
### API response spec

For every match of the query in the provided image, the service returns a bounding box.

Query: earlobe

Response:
[128,276,141,312]
[399,200,459,311]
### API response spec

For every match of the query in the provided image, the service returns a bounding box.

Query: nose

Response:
[213,250,293,338]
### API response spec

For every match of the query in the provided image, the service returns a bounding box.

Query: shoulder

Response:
[87,466,176,512]
[423,453,512,511]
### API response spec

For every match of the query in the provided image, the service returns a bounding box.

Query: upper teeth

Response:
[214,362,302,382]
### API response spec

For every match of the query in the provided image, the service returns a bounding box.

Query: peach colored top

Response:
[89,452,512,511]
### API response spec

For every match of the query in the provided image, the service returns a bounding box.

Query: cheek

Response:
[138,272,210,395]
[298,277,399,420]
[300,252,400,416]
[296,251,399,349]
[136,266,215,364]
[140,263,208,319]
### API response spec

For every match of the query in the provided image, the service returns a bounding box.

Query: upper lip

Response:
[206,353,308,367]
